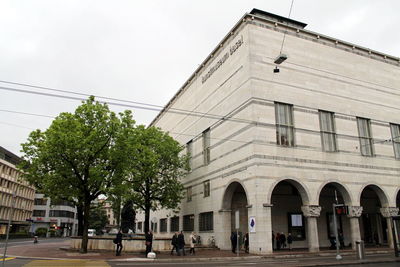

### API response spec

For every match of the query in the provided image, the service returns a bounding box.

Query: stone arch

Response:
[395,188,400,208]
[317,181,353,205]
[268,178,311,205]
[358,184,390,207]
[221,179,249,210]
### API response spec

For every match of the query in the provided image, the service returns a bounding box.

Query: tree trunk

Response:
[80,200,90,253]
[77,204,84,236]
[144,205,150,234]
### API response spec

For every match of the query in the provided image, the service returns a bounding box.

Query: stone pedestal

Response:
[301,205,321,252]
[347,206,363,250]
[380,207,399,249]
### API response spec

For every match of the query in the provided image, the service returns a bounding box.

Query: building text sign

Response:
[201,35,243,84]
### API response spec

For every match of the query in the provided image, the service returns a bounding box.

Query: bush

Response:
[35,228,48,237]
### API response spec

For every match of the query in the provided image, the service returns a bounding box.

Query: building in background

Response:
[98,198,118,231]
[136,9,400,254]
[0,146,35,235]
[31,193,78,236]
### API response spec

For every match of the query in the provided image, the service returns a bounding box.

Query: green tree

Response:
[19,97,128,253]
[121,199,136,233]
[89,204,108,234]
[122,125,189,234]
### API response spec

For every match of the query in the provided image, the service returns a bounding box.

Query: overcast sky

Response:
[0,0,399,156]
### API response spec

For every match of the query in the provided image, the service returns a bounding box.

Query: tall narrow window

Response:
[183,214,194,231]
[187,186,192,202]
[319,110,337,152]
[202,128,211,165]
[390,123,400,159]
[275,102,294,146]
[199,212,213,231]
[159,218,167,232]
[186,140,193,169]
[170,216,179,232]
[203,180,210,198]
[357,118,374,156]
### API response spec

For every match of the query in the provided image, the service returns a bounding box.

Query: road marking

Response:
[0,257,16,261]
[22,259,110,266]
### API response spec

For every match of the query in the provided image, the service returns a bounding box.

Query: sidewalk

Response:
[5,240,400,266]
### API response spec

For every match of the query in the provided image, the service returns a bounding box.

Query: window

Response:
[170,216,179,232]
[357,118,374,156]
[138,222,143,232]
[183,214,194,231]
[50,199,75,207]
[160,218,167,232]
[32,210,46,217]
[186,140,193,169]
[34,198,47,205]
[49,210,75,218]
[187,186,192,202]
[203,180,210,197]
[151,221,158,232]
[326,212,343,239]
[390,123,400,159]
[202,128,211,165]
[288,213,305,240]
[199,212,213,231]
[275,102,294,146]
[319,110,337,152]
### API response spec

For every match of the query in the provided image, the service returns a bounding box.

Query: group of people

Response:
[170,231,197,255]
[272,231,293,250]
[230,232,250,254]
[115,229,154,256]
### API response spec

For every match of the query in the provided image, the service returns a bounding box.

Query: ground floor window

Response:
[183,214,194,231]
[170,216,179,232]
[160,218,167,232]
[199,212,213,231]
[326,212,342,238]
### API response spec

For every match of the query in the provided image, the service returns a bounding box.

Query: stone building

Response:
[136,9,400,254]
[0,146,35,234]
[31,193,78,236]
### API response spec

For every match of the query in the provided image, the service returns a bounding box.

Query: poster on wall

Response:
[249,216,256,233]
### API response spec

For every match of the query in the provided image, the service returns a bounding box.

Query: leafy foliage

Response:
[89,204,108,234]
[121,199,136,233]
[19,97,128,252]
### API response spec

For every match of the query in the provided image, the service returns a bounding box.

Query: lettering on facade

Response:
[201,35,243,84]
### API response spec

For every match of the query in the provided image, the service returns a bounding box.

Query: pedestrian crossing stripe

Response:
[1,257,16,261]
[22,259,110,267]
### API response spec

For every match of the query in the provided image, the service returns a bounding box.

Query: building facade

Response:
[137,9,400,254]
[0,146,35,234]
[31,193,78,236]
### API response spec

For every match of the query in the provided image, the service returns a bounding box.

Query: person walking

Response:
[272,231,275,250]
[189,232,196,255]
[178,231,186,256]
[230,232,237,253]
[279,232,286,249]
[244,232,249,253]
[145,230,153,256]
[276,232,281,250]
[171,232,179,255]
[115,230,123,256]
[287,233,293,250]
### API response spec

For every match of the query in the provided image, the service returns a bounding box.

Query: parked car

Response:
[88,229,96,237]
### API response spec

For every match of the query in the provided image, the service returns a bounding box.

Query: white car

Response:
[88,229,96,237]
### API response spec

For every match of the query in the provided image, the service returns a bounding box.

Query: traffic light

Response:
[335,205,348,215]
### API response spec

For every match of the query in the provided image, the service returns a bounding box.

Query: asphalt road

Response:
[1,258,399,267]
[0,238,68,248]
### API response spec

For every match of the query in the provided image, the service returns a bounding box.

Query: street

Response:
[0,238,68,249]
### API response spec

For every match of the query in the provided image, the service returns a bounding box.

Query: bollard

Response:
[355,240,365,260]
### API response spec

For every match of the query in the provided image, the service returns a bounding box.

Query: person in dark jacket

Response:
[115,230,123,256]
[244,232,249,253]
[230,232,237,253]
[287,233,293,250]
[171,232,179,255]
[145,230,153,255]
[279,232,286,249]
[177,231,186,256]
[276,232,281,250]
